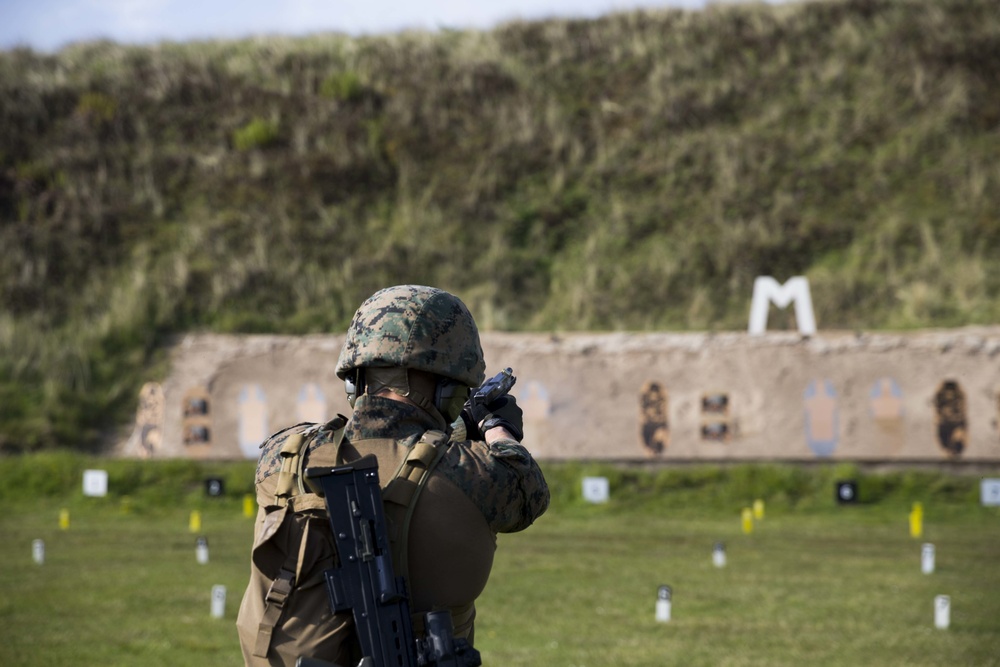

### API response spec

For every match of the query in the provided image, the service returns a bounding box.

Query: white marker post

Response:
[921,543,935,575]
[655,585,672,623]
[32,539,45,565]
[713,542,726,568]
[196,537,210,565]
[934,595,950,629]
[211,585,227,619]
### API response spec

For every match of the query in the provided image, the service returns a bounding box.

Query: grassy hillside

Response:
[2,0,1000,452]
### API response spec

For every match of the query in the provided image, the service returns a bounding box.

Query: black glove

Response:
[461,395,524,442]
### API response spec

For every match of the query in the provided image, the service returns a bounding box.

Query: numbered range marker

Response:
[83,469,108,497]
[196,537,209,565]
[205,478,225,497]
[713,542,726,568]
[582,477,609,504]
[934,595,950,630]
[655,585,672,623]
[981,479,1000,507]
[836,480,858,504]
[921,543,935,575]
[32,539,44,565]
[211,585,227,619]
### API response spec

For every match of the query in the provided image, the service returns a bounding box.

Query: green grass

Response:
[1,497,252,667]
[479,504,1000,666]
[1,457,997,666]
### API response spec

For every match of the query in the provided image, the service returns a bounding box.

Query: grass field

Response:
[1,459,998,666]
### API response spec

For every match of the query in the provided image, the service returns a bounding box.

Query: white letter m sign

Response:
[748,276,817,336]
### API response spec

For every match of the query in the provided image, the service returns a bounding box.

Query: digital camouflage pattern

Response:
[336,285,487,388]
[343,395,550,534]
[253,398,549,533]
[254,417,347,494]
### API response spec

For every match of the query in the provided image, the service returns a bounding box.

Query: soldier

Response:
[237,285,550,666]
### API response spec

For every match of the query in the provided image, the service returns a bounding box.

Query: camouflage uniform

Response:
[237,285,549,666]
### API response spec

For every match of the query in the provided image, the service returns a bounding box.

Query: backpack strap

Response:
[272,418,347,508]
[253,564,296,657]
[381,429,450,582]
[252,419,346,658]
[273,432,306,508]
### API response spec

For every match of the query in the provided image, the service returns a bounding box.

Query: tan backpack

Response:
[236,417,451,666]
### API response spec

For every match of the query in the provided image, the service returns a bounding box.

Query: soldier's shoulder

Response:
[307,414,350,451]
[256,421,331,484]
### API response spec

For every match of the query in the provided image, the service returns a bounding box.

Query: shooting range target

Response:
[933,380,966,458]
[519,380,552,422]
[804,379,839,457]
[297,383,327,424]
[870,377,904,456]
[639,381,669,456]
[182,385,212,456]
[700,392,732,442]
[238,384,269,459]
[130,382,164,458]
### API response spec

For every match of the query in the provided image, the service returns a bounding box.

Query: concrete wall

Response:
[119,328,1000,463]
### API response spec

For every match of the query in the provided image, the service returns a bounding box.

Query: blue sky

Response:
[0,0,750,52]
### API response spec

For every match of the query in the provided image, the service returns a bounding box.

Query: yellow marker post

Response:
[190,510,202,533]
[243,494,256,519]
[59,508,70,530]
[909,502,923,539]
[753,499,765,521]
[741,507,754,535]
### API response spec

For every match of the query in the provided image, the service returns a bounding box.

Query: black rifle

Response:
[300,456,481,667]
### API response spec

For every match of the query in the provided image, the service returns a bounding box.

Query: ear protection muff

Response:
[345,369,365,408]
[434,378,470,423]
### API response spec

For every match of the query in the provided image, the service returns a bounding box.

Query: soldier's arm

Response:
[440,435,549,534]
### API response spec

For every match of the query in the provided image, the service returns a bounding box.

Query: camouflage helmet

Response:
[336,285,487,387]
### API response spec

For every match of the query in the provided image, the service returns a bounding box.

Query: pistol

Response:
[471,367,516,407]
